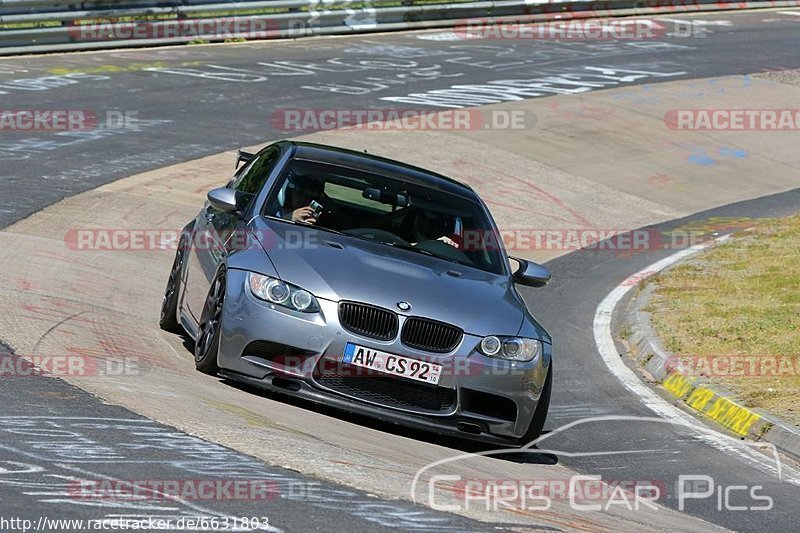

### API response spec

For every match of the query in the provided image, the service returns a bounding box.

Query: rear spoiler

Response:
[236,150,254,169]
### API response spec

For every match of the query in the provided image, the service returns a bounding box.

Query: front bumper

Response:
[218,269,552,443]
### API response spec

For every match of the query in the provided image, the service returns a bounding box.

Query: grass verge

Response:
[649,214,800,426]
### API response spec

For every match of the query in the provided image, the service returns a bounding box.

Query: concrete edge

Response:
[620,248,800,461]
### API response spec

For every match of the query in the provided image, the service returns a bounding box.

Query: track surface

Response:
[0,343,498,532]
[1,9,799,532]
[1,11,800,226]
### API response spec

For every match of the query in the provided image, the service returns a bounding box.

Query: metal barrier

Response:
[0,0,797,55]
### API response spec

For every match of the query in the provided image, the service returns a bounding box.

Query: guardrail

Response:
[1,0,798,55]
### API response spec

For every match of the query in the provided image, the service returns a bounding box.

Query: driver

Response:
[412,212,459,248]
[276,172,324,224]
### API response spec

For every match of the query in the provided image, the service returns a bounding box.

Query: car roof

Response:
[278,140,477,199]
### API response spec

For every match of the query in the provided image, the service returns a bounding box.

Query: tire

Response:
[194,269,225,375]
[518,363,552,446]
[159,231,190,333]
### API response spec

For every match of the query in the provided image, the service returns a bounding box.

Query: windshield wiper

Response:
[265,216,346,237]
[380,241,465,266]
[312,225,346,237]
[380,241,435,257]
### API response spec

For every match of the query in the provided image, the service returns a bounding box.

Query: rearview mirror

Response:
[207,187,240,213]
[510,256,551,287]
[363,187,409,207]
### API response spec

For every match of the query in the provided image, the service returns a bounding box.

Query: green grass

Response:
[649,214,800,425]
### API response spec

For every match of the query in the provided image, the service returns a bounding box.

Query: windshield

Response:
[263,158,506,275]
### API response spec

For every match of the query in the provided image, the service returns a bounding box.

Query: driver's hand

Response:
[292,206,316,224]
[437,235,457,247]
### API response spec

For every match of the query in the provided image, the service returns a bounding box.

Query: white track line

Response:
[777,10,800,15]
[593,236,800,485]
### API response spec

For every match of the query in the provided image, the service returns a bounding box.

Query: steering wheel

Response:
[344,228,410,246]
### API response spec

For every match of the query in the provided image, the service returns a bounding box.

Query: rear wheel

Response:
[159,232,189,333]
[194,269,225,375]
[518,363,552,446]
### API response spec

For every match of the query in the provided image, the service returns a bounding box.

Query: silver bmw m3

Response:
[160,140,553,446]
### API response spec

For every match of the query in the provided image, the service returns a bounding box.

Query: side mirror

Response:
[207,187,240,213]
[510,256,551,287]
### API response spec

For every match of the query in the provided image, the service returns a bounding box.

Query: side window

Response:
[230,147,280,206]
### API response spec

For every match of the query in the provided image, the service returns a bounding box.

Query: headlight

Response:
[248,272,319,312]
[290,289,313,311]
[265,278,290,304]
[479,336,541,362]
[480,336,501,356]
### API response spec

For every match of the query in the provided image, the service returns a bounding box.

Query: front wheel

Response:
[518,363,552,446]
[194,269,226,375]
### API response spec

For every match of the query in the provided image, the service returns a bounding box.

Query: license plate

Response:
[342,343,442,385]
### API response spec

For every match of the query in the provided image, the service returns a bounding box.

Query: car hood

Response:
[252,219,527,336]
